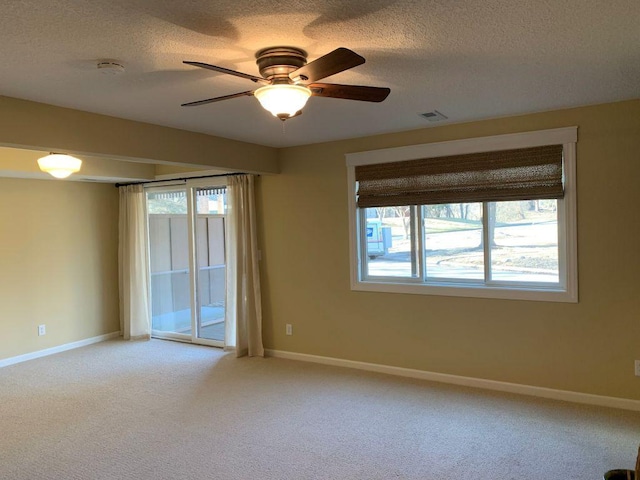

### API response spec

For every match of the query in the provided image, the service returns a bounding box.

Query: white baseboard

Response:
[265,349,640,412]
[0,331,121,368]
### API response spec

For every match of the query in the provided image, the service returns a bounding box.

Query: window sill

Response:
[352,279,577,303]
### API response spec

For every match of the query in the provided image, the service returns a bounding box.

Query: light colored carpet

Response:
[1,339,638,480]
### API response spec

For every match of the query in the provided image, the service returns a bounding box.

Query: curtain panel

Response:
[118,184,151,340]
[225,175,264,357]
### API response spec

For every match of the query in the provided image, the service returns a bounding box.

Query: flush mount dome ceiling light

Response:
[181,46,390,121]
[37,153,82,179]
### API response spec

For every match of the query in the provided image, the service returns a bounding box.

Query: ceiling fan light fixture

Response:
[37,153,82,179]
[254,84,311,119]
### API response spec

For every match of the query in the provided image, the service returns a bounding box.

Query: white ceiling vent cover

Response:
[419,110,448,122]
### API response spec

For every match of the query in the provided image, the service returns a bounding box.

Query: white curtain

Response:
[225,175,264,357]
[118,184,151,340]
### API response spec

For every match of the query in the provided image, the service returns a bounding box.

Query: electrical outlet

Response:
[285,324,292,336]
[38,324,46,336]
[635,360,640,377]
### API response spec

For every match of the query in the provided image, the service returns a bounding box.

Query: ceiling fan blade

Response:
[308,83,390,102]
[289,48,365,83]
[183,61,269,84]
[181,91,254,107]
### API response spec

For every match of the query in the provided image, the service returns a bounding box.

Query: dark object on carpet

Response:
[604,470,635,480]
[604,446,640,480]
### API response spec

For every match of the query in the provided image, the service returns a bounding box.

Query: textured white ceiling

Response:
[1,0,639,147]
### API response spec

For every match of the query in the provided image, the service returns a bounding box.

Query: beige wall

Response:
[0,94,277,361]
[258,99,640,401]
[0,178,119,359]
[0,96,278,174]
[2,95,638,402]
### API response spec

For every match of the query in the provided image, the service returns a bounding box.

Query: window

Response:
[347,127,577,302]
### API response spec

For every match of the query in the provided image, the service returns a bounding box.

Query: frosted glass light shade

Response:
[254,84,311,118]
[37,154,82,179]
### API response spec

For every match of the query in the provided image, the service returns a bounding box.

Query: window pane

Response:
[364,207,416,278]
[489,200,559,283]
[424,203,484,281]
[147,190,191,336]
[147,190,187,214]
[195,188,226,342]
[195,188,226,214]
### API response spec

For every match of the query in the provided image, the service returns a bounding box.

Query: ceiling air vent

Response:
[419,110,448,122]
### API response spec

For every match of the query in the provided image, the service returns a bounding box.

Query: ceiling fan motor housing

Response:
[255,46,307,84]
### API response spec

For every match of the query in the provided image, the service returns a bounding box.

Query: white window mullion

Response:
[482,203,491,283]
[417,206,426,281]
[186,186,199,341]
[409,206,418,278]
[358,208,369,280]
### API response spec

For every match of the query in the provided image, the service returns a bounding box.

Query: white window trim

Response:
[346,127,578,303]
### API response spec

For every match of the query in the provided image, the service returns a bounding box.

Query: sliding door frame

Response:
[146,177,228,348]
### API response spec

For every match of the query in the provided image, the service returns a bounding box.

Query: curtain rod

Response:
[115,172,247,188]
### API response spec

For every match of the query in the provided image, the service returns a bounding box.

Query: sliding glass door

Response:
[194,187,226,342]
[147,188,192,338]
[146,181,227,346]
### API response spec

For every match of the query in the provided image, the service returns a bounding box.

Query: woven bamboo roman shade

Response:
[355,144,564,208]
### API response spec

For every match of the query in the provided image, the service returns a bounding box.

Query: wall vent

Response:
[419,110,448,122]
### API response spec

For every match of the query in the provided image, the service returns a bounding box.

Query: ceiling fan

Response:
[181,46,391,121]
